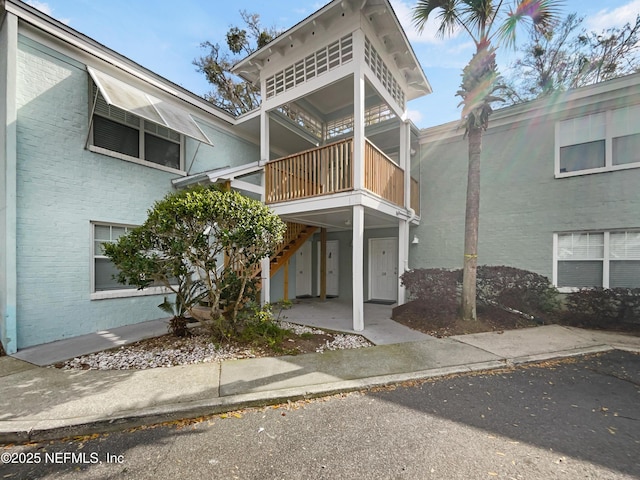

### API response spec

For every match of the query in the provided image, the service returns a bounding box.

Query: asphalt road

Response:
[1,350,639,479]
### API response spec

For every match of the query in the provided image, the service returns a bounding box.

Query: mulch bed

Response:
[393,298,640,338]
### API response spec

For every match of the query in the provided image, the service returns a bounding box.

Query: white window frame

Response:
[90,221,172,300]
[88,87,186,175]
[555,106,640,178]
[553,230,640,292]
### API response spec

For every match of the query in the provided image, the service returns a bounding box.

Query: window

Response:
[556,105,640,176]
[93,223,136,292]
[559,140,605,173]
[555,230,640,290]
[91,86,182,171]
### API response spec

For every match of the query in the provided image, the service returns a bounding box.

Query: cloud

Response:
[25,1,70,24]
[586,0,640,31]
[406,109,423,123]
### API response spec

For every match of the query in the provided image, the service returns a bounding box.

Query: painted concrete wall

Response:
[1,11,18,353]
[412,83,640,281]
[14,36,258,348]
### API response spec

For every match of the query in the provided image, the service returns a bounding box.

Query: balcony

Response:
[265,138,419,214]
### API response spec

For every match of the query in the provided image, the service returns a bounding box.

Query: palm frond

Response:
[413,0,463,38]
[498,0,565,49]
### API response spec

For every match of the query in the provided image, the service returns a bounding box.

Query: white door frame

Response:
[367,237,398,301]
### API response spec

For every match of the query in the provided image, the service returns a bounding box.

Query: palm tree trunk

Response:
[461,124,482,321]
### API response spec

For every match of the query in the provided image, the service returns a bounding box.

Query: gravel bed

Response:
[58,322,371,371]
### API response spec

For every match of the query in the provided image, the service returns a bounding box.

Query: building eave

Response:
[3,0,238,126]
[419,72,640,144]
[231,0,431,100]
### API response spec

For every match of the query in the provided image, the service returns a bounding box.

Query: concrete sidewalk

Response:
[1,325,639,444]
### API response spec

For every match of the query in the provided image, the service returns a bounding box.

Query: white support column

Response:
[398,219,409,306]
[352,29,366,191]
[260,107,271,305]
[352,205,365,331]
[260,257,271,306]
[260,108,270,164]
[397,120,411,306]
[400,120,412,210]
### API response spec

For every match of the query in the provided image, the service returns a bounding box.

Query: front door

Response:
[317,240,339,297]
[368,237,398,301]
[296,240,312,297]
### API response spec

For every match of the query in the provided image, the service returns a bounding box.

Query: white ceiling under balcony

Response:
[279,205,403,232]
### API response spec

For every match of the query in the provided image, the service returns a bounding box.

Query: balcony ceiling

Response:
[280,206,401,232]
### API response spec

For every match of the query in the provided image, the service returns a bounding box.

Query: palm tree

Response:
[413,0,563,321]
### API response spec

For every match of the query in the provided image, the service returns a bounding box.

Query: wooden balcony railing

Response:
[265,138,353,203]
[410,176,420,216]
[364,140,404,207]
[265,137,413,211]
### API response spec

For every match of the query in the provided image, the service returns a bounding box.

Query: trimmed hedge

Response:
[400,266,560,316]
[565,288,640,326]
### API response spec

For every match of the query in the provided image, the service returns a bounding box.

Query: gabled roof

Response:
[232,0,431,101]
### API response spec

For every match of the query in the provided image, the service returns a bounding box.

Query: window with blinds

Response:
[557,104,640,176]
[91,84,182,171]
[93,223,136,292]
[556,231,640,289]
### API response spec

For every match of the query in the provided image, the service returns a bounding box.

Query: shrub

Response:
[400,268,459,315]
[565,288,640,326]
[400,268,459,302]
[400,266,560,318]
[104,185,286,338]
[238,302,291,348]
[476,266,561,314]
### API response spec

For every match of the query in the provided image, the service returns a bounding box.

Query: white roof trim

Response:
[88,66,213,145]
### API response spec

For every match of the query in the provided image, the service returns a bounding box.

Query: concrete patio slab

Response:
[10,318,171,366]
[285,298,432,345]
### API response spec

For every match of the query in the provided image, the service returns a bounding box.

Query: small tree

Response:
[104,186,285,338]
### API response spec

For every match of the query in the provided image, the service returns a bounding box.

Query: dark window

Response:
[613,133,640,166]
[145,133,180,169]
[93,116,139,158]
[559,140,605,173]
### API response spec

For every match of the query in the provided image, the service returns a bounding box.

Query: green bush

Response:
[104,185,286,338]
[238,303,291,348]
[476,266,561,314]
[400,266,560,318]
[400,268,459,315]
[565,288,640,326]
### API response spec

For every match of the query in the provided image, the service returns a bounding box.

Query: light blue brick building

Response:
[1,1,262,353]
[2,0,639,355]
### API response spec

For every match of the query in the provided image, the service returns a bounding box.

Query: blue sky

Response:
[27,0,640,128]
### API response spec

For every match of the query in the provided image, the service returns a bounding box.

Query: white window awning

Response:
[88,66,213,145]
